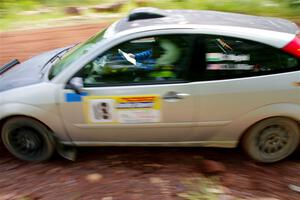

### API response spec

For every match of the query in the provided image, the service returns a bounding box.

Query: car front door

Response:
[58,34,196,144]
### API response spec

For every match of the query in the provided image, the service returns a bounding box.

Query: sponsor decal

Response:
[83,95,161,124]
[65,92,88,102]
[207,63,253,70]
[206,53,250,62]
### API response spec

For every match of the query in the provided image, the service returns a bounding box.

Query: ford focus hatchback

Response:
[1,8,300,162]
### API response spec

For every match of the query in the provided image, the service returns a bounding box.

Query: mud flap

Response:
[56,143,77,161]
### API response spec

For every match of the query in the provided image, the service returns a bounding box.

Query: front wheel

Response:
[242,117,300,163]
[1,117,56,162]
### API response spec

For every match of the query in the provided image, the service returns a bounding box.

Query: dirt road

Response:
[0,23,108,66]
[0,145,299,200]
[0,23,300,200]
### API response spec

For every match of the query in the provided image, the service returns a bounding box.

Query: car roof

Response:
[113,8,299,35]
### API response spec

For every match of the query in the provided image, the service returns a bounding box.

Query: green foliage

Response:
[150,0,300,17]
[1,0,299,17]
[177,176,235,200]
[289,0,300,8]
[0,0,299,31]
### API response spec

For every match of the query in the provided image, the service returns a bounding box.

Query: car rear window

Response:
[200,35,299,81]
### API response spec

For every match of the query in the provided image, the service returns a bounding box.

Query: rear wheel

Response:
[1,117,56,161]
[242,117,300,163]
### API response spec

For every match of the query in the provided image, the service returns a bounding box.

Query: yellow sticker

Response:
[83,95,161,124]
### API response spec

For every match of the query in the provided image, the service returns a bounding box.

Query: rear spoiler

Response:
[0,59,20,75]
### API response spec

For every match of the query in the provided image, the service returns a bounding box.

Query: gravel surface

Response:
[0,145,299,200]
[0,23,108,66]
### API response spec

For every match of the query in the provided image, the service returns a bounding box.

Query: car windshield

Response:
[48,29,107,80]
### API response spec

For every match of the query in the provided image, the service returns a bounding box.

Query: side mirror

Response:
[66,77,83,94]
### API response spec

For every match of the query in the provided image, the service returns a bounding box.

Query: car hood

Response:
[0,46,69,92]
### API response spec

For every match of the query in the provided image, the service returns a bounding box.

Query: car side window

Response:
[200,35,299,80]
[81,35,192,86]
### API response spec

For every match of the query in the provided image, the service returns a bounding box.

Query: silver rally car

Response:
[1,8,300,162]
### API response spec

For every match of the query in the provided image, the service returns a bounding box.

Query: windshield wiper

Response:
[0,59,20,75]
[40,43,79,76]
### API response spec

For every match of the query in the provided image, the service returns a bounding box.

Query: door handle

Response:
[176,93,191,98]
[163,91,190,101]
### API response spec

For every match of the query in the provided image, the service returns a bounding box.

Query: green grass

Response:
[0,0,299,31]
[177,176,239,200]
[0,11,65,30]
[150,0,300,18]
[0,0,127,31]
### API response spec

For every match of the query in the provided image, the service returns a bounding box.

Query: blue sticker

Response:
[65,92,88,102]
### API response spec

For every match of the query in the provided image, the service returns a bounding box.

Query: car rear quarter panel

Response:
[192,70,300,147]
[214,103,300,147]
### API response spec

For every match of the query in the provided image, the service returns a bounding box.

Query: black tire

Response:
[242,117,300,163]
[1,117,56,162]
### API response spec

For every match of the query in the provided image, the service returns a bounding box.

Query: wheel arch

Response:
[0,103,71,142]
[0,115,53,136]
[213,103,300,147]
